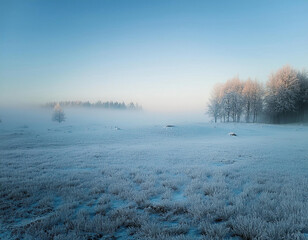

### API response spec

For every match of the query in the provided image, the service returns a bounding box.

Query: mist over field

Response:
[0,107,208,129]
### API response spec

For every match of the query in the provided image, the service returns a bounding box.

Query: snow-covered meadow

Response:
[1,109,308,239]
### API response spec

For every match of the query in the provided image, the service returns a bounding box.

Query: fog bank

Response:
[0,107,209,130]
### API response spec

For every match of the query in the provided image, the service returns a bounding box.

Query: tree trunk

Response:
[246,102,250,123]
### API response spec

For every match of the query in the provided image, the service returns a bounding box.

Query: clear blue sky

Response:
[1,0,308,112]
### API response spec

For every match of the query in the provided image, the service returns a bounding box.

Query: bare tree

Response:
[52,103,65,123]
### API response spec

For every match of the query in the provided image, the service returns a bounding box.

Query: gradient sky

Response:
[1,0,308,112]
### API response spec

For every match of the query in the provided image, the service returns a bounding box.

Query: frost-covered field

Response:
[1,111,308,240]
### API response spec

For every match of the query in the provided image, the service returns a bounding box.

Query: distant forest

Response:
[44,101,142,111]
[207,65,308,124]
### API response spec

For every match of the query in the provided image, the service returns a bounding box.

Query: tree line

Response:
[207,65,308,124]
[44,101,142,111]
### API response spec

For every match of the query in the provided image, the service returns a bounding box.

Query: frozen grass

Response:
[0,122,308,239]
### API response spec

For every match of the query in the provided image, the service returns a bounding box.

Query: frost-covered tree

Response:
[242,79,254,122]
[265,65,300,123]
[208,78,245,123]
[251,84,263,123]
[128,102,136,110]
[220,92,230,122]
[242,79,263,122]
[297,70,308,121]
[52,103,65,123]
[44,101,142,110]
[207,65,307,124]
[207,84,222,123]
[223,77,244,122]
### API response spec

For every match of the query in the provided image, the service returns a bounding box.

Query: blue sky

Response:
[1,0,308,112]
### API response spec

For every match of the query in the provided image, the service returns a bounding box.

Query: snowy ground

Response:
[1,110,308,239]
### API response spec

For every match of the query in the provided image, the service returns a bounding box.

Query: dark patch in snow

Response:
[229,132,237,136]
[214,217,224,223]
[147,204,169,214]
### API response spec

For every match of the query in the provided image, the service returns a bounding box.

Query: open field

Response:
[1,113,308,239]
